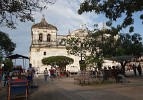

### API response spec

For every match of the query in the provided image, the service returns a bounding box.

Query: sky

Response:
[0,0,143,67]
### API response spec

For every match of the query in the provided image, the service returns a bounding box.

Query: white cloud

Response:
[34,0,99,34]
[0,0,100,61]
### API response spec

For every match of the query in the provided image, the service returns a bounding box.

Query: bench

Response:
[74,71,91,84]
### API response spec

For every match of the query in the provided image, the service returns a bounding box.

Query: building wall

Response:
[30,47,81,73]
[30,19,88,73]
[31,28,57,47]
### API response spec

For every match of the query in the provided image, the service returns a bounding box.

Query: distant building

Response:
[29,17,88,73]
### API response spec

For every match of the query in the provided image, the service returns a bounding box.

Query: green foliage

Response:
[42,56,74,70]
[2,58,13,71]
[140,14,143,19]
[0,0,55,29]
[0,55,3,63]
[129,26,134,33]
[78,0,143,32]
[66,38,87,60]
[117,33,143,56]
[85,55,103,69]
[86,28,119,58]
[89,29,143,57]
[84,28,143,67]
[79,60,86,70]
[83,29,105,68]
[0,31,16,56]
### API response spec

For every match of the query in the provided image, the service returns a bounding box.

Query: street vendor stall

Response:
[6,54,29,100]
[7,69,28,100]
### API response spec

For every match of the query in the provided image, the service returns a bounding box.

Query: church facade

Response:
[29,17,88,73]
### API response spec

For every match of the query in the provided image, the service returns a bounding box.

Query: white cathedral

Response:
[29,17,88,73]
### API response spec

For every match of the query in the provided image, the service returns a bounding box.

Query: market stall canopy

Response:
[107,55,135,62]
[6,54,29,69]
[6,54,29,59]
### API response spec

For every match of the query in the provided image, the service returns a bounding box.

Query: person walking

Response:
[49,67,54,82]
[137,63,142,77]
[28,63,35,83]
[116,67,129,83]
[44,68,49,82]
[132,64,137,76]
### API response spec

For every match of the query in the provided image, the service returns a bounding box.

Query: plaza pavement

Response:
[1,71,143,100]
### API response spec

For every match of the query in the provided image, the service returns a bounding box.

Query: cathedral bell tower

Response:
[30,16,58,69]
[31,16,58,49]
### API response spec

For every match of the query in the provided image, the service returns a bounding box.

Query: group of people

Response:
[132,63,142,76]
[94,66,129,83]
[0,63,58,86]
[96,63,142,83]
[4,62,140,84]
[43,67,54,82]
[22,64,71,83]
[1,63,38,87]
[43,67,71,82]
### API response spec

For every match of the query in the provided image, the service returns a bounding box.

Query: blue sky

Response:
[0,0,143,67]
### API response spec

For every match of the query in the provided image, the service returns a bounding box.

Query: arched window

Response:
[39,33,43,42]
[47,34,51,42]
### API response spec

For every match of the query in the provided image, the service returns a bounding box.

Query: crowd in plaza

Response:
[0,59,143,85]
[0,64,34,87]
[43,67,71,82]
[102,62,141,82]
[74,59,143,84]
[0,63,71,87]
[0,59,142,100]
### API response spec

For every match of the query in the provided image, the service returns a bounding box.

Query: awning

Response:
[6,54,29,69]
[6,54,29,59]
[106,55,134,62]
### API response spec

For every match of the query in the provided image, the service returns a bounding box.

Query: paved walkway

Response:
[1,71,143,100]
[29,76,143,100]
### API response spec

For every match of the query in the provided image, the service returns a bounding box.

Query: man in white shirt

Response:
[44,68,49,81]
[28,63,35,83]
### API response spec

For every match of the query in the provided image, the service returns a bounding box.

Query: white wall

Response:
[30,47,81,73]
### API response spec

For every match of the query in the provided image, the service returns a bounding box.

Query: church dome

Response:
[32,18,57,30]
[68,29,88,37]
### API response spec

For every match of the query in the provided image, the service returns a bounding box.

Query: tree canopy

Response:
[2,58,13,71]
[0,0,55,29]
[66,38,87,60]
[66,28,143,69]
[116,33,143,57]
[0,31,16,57]
[86,29,143,58]
[77,0,143,68]
[42,56,74,70]
[78,0,143,32]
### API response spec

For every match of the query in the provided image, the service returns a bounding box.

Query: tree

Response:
[66,37,89,70]
[66,38,87,61]
[78,0,143,73]
[0,31,16,58]
[86,28,143,56]
[42,56,74,70]
[0,0,55,29]
[116,33,143,57]
[2,58,13,71]
[84,29,106,68]
[83,27,143,70]
[78,0,143,32]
